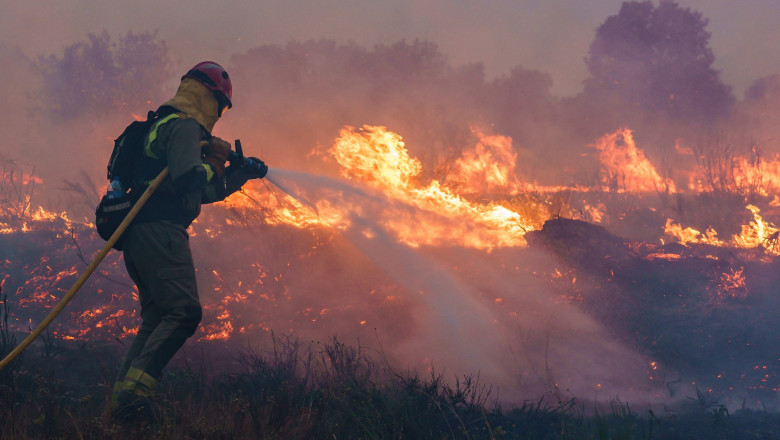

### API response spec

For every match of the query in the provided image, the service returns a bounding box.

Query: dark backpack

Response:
[95,108,173,250]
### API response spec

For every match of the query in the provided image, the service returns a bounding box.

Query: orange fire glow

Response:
[663,219,724,247]
[329,125,545,249]
[664,205,780,256]
[5,123,780,347]
[445,130,522,195]
[684,150,780,196]
[223,125,548,251]
[591,128,676,193]
[732,205,780,256]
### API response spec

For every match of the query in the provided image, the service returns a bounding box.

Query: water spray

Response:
[256,168,514,383]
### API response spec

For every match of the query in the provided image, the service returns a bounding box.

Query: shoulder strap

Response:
[143,113,182,160]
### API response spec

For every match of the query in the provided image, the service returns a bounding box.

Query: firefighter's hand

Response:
[204,137,231,178]
[225,157,266,193]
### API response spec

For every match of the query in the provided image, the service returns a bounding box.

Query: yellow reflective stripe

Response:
[112,379,133,405]
[203,163,215,182]
[123,366,159,397]
[144,113,180,159]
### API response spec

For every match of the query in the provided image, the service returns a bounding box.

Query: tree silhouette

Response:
[584,0,734,124]
[37,31,171,120]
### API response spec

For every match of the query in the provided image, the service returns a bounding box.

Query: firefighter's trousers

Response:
[113,221,202,400]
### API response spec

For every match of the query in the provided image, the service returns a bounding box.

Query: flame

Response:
[591,128,676,193]
[680,142,780,196]
[664,205,780,256]
[326,125,542,250]
[445,130,521,195]
[331,125,422,190]
[200,319,234,341]
[731,156,780,196]
[732,205,780,255]
[213,126,717,251]
[663,219,725,246]
[219,182,340,230]
[5,123,780,350]
[30,206,71,223]
[0,206,72,234]
[218,125,550,250]
[582,203,606,223]
[644,253,682,261]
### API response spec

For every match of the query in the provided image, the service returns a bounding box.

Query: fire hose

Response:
[0,166,169,371]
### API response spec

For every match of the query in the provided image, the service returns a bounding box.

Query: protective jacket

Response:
[133,78,230,227]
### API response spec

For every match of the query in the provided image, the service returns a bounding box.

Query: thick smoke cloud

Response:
[4,1,776,197]
[3,1,779,97]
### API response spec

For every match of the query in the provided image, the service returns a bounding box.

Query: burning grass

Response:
[3,125,780,436]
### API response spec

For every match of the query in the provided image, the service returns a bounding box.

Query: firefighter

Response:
[111,61,267,422]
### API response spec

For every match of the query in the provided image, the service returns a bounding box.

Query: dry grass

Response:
[2,332,780,439]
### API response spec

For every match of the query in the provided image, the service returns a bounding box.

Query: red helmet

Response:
[182,61,233,112]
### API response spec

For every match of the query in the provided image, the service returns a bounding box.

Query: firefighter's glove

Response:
[225,167,250,194]
[225,157,266,193]
[203,137,231,178]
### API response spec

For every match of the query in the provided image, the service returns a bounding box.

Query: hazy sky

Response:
[1,0,778,97]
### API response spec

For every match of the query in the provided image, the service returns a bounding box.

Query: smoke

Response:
[267,169,510,381]
[2,0,780,407]
[265,168,657,401]
[3,1,779,97]
[4,4,779,211]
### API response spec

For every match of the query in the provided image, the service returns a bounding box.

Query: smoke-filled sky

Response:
[2,0,778,97]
